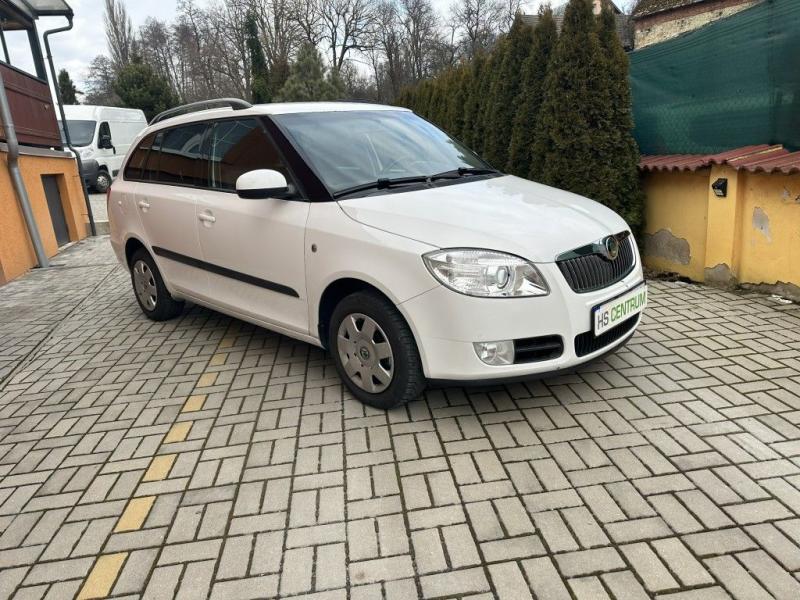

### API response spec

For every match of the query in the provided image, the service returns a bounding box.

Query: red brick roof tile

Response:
[639,144,800,175]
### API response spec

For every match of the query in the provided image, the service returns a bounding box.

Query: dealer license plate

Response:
[593,283,647,336]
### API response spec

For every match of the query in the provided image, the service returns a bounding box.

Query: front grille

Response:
[514,335,563,364]
[557,233,636,293]
[574,314,639,357]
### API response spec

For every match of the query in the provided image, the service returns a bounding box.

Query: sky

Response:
[7,0,544,90]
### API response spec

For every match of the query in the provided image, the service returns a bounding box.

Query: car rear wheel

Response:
[130,248,184,321]
[330,291,425,409]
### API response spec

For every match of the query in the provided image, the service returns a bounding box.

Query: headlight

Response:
[423,249,549,297]
[79,148,94,159]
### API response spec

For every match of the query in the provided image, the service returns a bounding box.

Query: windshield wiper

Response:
[429,167,501,181]
[333,176,430,199]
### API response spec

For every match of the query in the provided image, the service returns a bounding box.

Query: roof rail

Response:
[150,98,253,125]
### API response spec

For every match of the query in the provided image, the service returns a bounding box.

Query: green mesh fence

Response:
[629,0,800,155]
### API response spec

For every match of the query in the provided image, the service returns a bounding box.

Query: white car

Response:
[108,100,646,409]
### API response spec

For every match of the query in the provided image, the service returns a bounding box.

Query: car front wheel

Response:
[94,170,112,193]
[130,248,184,321]
[329,291,425,409]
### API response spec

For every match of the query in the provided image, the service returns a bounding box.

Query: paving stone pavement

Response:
[2,236,800,599]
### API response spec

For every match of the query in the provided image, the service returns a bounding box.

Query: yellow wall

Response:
[738,171,800,287]
[642,165,800,294]
[0,151,88,284]
[642,170,709,281]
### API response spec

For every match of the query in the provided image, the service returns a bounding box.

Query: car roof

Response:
[146,101,411,132]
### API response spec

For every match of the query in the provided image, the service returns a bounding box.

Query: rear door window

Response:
[124,133,156,181]
[142,132,164,181]
[155,123,209,187]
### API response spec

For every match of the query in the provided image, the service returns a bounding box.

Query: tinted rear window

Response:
[124,132,156,180]
[155,123,208,187]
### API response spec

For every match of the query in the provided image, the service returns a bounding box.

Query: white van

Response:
[58,105,148,192]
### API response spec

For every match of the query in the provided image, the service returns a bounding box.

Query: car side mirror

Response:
[99,134,114,150]
[236,169,290,199]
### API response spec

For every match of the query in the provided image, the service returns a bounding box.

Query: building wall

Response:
[737,172,800,291]
[0,150,88,284]
[641,166,800,299]
[642,170,709,282]
[634,0,758,48]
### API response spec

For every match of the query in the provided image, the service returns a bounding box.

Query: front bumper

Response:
[399,261,645,381]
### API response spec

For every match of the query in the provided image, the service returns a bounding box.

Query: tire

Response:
[329,291,425,409]
[129,248,184,321]
[94,170,112,194]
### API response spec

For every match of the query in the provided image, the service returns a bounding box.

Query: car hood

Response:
[337,175,630,263]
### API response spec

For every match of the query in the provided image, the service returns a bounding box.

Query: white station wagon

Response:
[108,99,646,409]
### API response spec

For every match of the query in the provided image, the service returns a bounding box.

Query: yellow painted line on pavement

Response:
[115,496,156,533]
[164,422,191,444]
[218,336,235,349]
[209,353,226,366]
[182,395,206,413]
[77,552,127,599]
[143,453,176,482]
[197,372,217,387]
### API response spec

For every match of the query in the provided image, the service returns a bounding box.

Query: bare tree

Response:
[366,1,405,98]
[84,55,120,105]
[104,0,135,69]
[449,0,503,58]
[138,19,182,97]
[499,0,523,31]
[291,0,323,45]
[317,0,379,73]
[249,0,303,86]
[400,0,441,81]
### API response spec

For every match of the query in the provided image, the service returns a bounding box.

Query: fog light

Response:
[473,340,515,365]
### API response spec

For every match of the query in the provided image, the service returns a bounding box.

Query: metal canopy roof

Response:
[22,0,72,15]
[1,0,72,30]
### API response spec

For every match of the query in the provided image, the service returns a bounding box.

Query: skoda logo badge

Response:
[603,236,620,261]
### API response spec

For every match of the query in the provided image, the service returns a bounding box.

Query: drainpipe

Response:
[43,17,96,236]
[0,69,49,268]
[0,21,10,63]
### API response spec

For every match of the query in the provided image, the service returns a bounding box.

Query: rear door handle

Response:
[137,200,150,210]
[198,213,216,224]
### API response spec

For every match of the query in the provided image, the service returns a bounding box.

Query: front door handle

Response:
[138,200,150,210]
[198,212,216,224]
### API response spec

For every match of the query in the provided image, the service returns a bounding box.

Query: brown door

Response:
[42,175,70,247]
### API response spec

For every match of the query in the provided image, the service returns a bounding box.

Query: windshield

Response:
[59,120,96,147]
[273,110,491,196]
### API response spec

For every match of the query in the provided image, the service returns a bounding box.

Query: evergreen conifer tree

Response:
[245,11,271,103]
[445,65,469,140]
[596,2,644,230]
[484,16,534,169]
[506,6,557,177]
[114,60,178,122]
[472,50,500,157]
[427,78,447,128]
[460,52,487,149]
[275,44,344,102]
[529,0,611,201]
[415,79,434,120]
[58,69,80,105]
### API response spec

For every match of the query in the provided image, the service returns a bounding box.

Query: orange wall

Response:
[0,151,88,284]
